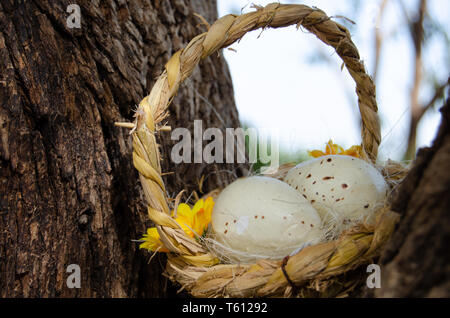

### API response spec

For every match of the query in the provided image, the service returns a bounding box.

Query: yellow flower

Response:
[308,140,362,158]
[174,196,215,237]
[139,228,169,253]
[139,197,215,253]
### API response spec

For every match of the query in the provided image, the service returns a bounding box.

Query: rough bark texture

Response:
[373,91,450,297]
[0,0,244,297]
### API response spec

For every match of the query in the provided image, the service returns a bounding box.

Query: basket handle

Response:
[130,3,381,215]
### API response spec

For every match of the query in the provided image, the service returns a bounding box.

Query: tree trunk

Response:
[372,91,450,297]
[0,0,243,297]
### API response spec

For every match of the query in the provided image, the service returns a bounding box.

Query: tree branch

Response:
[417,79,450,119]
[373,0,390,83]
[404,0,427,160]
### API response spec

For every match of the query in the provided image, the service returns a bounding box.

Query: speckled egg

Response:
[284,155,388,226]
[211,176,323,262]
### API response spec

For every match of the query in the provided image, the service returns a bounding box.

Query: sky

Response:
[216,0,449,162]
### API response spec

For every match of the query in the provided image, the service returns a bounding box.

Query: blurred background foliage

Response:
[217,0,449,171]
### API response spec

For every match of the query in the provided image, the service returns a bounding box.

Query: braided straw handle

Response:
[127,3,389,296]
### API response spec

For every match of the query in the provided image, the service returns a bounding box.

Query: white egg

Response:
[211,176,322,263]
[284,155,388,227]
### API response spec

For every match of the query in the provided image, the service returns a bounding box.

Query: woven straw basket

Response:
[119,3,407,298]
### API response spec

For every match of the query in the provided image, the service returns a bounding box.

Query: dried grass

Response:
[116,3,409,297]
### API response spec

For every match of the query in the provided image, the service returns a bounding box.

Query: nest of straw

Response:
[116,3,409,297]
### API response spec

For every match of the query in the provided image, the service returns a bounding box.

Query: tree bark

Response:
[372,91,450,297]
[0,0,243,297]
